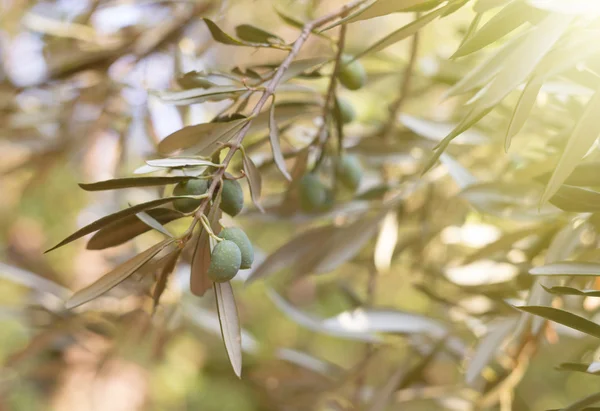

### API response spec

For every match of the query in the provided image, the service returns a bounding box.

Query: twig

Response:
[190,0,368,223]
[353,264,378,407]
[382,13,421,140]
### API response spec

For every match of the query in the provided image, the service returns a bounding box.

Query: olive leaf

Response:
[152,249,182,311]
[158,117,249,156]
[190,193,222,297]
[542,285,600,297]
[247,101,320,135]
[135,211,173,237]
[66,240,173,309]
[87,208,183,250]
[47,196,203,252]
[322,0,437,31]
[245,225,337,284]
[505,78,543,150]
[214,281,243,378]
[560,392,600,411]
[268,97,292,181]
[452,1,536,58]
[235,24,284,45]
[541,88,600,205]
[155,85,247,106]
[145,158,218,168]
[241,151,264,212]
[516,306,600,339]
[354,6,446,61]
[530,261,600,276]
[78,176,198,191]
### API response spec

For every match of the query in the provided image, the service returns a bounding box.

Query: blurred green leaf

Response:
[78,176,198,191]
[158,117,249,156]
[242,151,264,212]
[235,24,284,45]
[66,240,172,309]
[530,262,600,276]
[214,282,243,378]
[87,208,183,250]
[268,98,292,181]
[541,88,600,205]
[155,85,247,106]
[542,285,600,297]
[516,306,600,338]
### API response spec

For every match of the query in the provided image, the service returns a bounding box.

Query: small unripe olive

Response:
[172,179,209,213]
[208,240,242,282]
[336,155,362,192]
[218,227,254,269]
[338,55,366,91]
[336,97,356,124]
[220,179,244,216]
[177,71,216,89]
[299,173,328,212]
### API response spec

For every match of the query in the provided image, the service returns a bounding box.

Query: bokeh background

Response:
[2,0,600,410]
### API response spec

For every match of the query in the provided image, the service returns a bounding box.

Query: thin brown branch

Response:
[190,0,368,224]
[382,13,421,140]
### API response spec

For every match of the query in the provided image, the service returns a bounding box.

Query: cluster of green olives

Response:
[298,155,363,213]
[172,176,252,282]
[334,55,365,125]
[172,177,244,216]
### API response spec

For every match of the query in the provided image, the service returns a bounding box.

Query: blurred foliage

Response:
[4,0,600,410]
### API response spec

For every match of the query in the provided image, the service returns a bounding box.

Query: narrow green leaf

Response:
[561,391,600,411]
[280,57,329,83]
[541,88,600,205]
[247,101,320,136]
[530,262,600,276]
[190,195,222,297]
[66,240,172,309]
[246,225,336,284]
[242,152,264,212]
[152,249,181,310]
[235,24,283,44]
[322,0,438,31]
[452,1,533,58]
[47,196,203,252]
[516,306,600,339]
[87,208,183,250]
[354,6,445,60]
[135,211,173,237]
[214,281,243,378]
[444,31,527,98]
[439,153,477,189]
[550,185,600,213]
[78,176,197,191]
[146,158,217,168]
[474,14,572,111]
[0,262,70,299]
[543,285,600,297]
[505,77,543,151]
[158,117,249,156]
[155,85,247,106]
[421,107,493,174]
[203,18,250,47]
[536,162,600,187]
[268,99,292,181]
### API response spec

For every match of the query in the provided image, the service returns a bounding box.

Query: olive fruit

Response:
[172,179,209,213]
[299,173,329,212]
[338,55,366,91]
[336,97,356,124]
[218,227,254,269]
[207,240,242,282]
[220,179,244,216]
[336,155,362,192]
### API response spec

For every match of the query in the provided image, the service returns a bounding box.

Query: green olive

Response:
[336,96,356,124]
[336,155,363,192]
[338,55,366,91]
[208,240,242,283]
[299,173,329,213]
[172,179,209,213]
[218,227,254,269]
[220,179,244,216]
